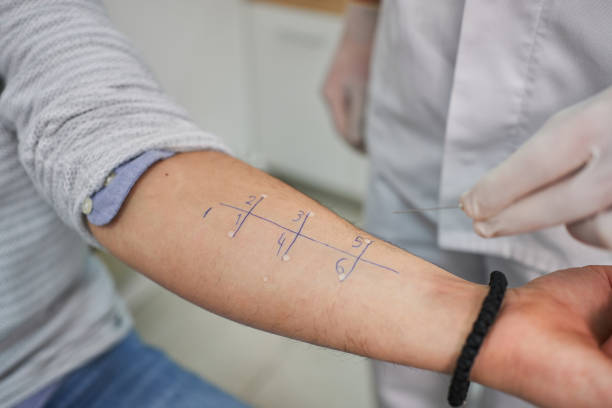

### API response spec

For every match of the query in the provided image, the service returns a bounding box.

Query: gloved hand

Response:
[460,87,612,249]
[323,3,378,152]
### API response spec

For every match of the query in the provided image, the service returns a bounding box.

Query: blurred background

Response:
[99,0,375,407]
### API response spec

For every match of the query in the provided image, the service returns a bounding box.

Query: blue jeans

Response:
[45,331,249,408]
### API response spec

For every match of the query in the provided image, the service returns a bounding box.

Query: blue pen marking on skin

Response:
[218,197,399,280]
[339,240,373,282]
[280,211,310,261]
[276,232,287,256]
[228,195,265,238]
[202,207,213,218]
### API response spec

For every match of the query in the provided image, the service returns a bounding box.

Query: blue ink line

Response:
[298,235,354,259]
[343,241,373,281]
[220,203,296,234]
[282,212,310,258]
[359,259,399,274]
[202,207,213,218]
[221,204,351,255]
[231,196,264,237]
[219,202,399,274]
[276,232,286,257]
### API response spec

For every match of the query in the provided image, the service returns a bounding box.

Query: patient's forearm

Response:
[91,151,487,373]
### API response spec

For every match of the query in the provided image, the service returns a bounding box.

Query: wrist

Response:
[469,287,520,386]
[386,270,491,374]
[438,281,491,374]
[448,272,509,406]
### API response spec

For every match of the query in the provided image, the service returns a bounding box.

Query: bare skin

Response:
[91,151,612,407]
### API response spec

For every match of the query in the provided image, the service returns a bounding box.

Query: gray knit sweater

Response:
[0,1,228,406]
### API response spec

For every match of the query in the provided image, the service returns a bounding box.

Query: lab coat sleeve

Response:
[0,0,230,247]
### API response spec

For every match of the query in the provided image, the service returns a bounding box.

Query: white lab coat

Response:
[366,0,612,272]
[365,2,612,406]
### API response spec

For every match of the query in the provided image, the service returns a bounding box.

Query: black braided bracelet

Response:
[447,270,508,407]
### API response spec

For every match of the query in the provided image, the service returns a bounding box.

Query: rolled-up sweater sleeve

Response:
[0,0,230,247]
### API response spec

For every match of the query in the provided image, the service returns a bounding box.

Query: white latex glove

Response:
[323,3,378,152]
[460,86,612,249]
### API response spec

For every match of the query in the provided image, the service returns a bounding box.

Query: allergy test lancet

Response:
[393,204,462,214]
[204,194,400,282]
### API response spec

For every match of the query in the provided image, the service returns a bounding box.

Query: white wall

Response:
[102,0,368,200]
[102,0,253,158]
[249,3,369,199]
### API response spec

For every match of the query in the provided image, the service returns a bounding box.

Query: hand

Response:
[473,265,612,408]
[460,87,612,249]
[323,3,378,152]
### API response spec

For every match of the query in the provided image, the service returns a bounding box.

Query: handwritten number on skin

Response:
[218,198,401,279]
[293,210,306,223]
[277,232,287,256]
[335,257,348,278]
[352,236,364,248]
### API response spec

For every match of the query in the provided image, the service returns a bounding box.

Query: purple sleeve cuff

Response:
[87,150,175,226]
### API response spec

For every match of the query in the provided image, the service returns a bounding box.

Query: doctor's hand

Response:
[460,87,612,249]
[323,3,378,152]
[475,265,612,408]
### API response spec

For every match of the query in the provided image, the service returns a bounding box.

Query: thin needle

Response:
[393,203,462,214]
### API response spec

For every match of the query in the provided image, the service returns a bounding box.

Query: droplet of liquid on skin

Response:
[228,231,235,238]
[282,254,290,261]
[338,273,346,281]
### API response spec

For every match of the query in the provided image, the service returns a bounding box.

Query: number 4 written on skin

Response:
[202,194,399,282]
